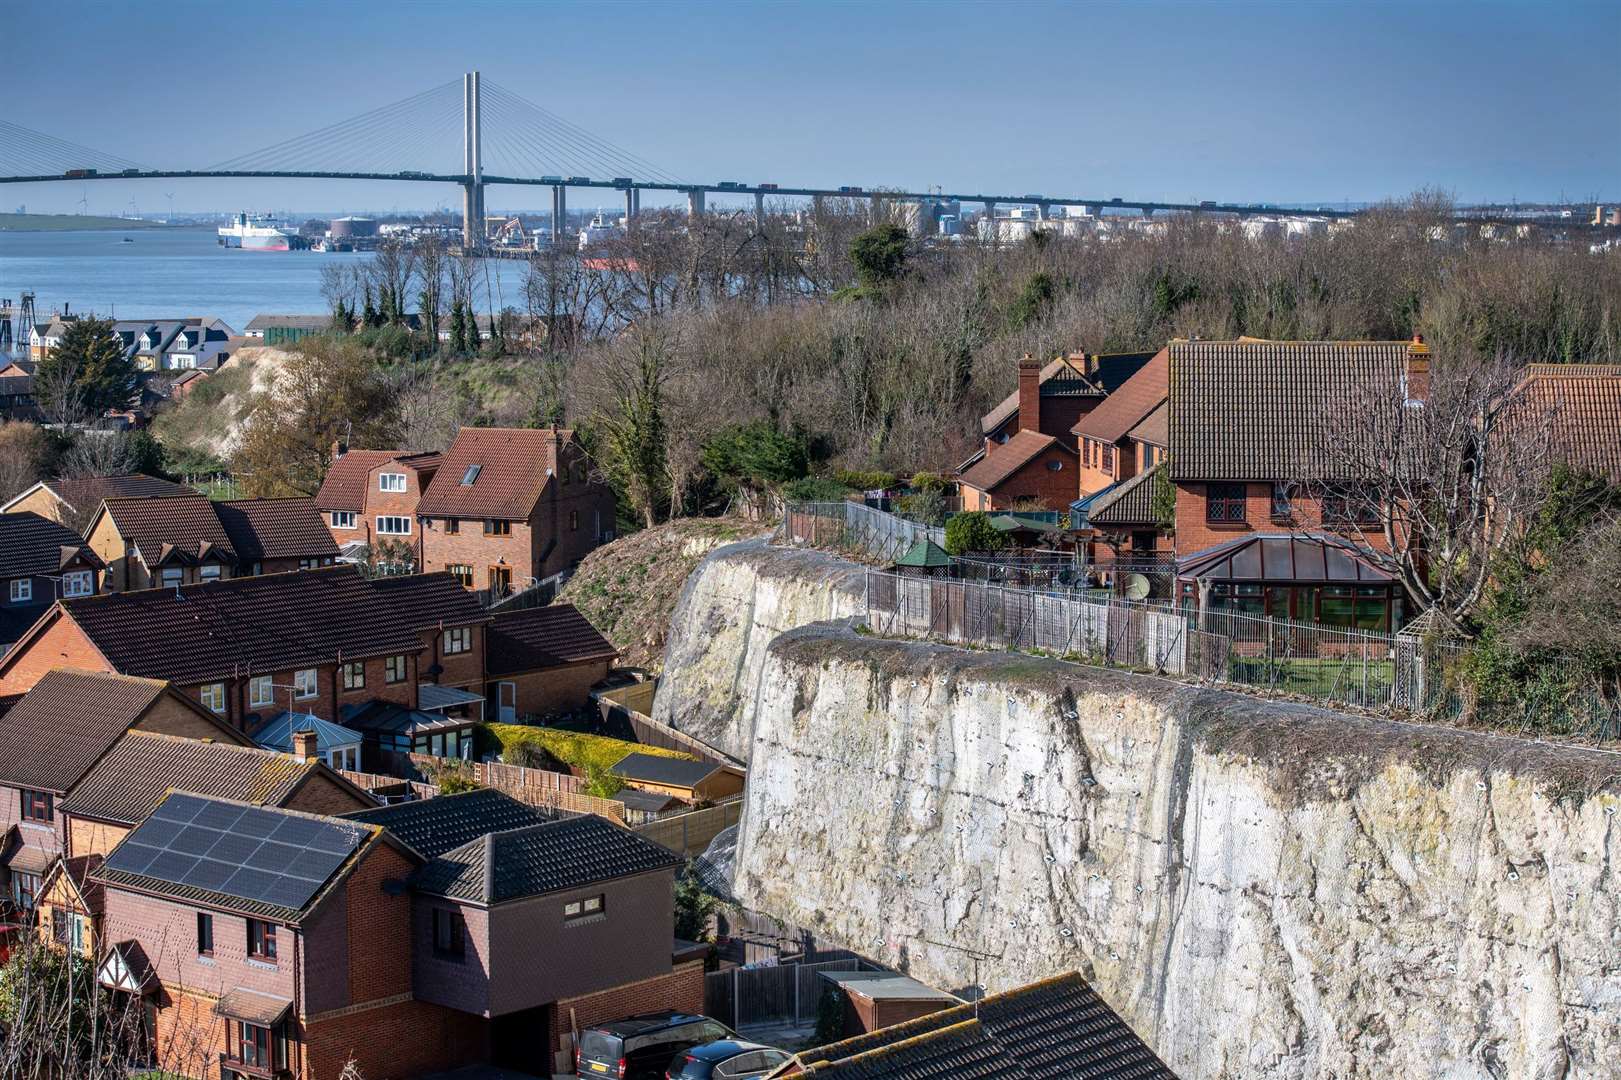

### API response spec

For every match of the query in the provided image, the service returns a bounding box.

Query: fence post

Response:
[734,967,741,1029]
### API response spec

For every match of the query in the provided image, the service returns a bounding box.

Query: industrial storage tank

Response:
[328,216,378,239]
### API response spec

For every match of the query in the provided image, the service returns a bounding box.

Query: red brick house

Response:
[84,493,338,591]
[0,670,248,919]
[1166,339,1428,629]
[0,567,489,731]
[416,427,616,597]
[484,603,619,722]
[313,448,442,558]
[93,792,482,1080]
[345,788,703,1075]
[957,352,1155,512]
[0,510,104,650]
[1070,349,1172,569]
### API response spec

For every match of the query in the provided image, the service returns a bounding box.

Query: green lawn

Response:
[1227,655,1395,702]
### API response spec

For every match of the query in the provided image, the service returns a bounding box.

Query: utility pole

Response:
[462,71,483,251]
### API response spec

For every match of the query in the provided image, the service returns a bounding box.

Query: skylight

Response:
[461,464,482,486]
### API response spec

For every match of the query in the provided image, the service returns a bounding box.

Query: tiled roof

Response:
[216,498,340,561]
[0,511,103,578]
[1125,401,1168,448]
[980,353,1157,435]
[802,1020,1029,1078]
[799,972,1173,1079]
[245,314,331,331]
[343,788,561,859]
[416,427,571,520]
[1087,464,1163,527]
[1073,350,1168,444]
[485,603,618,676]
[47,473,190,514]
[610,752,718,790]
[1519,365,1621,482]
[48,567,478,686]
[413,814,679,904]
[58,730,331,826]
[313,450,412,511]
[958,430,1071,494]
[1168,340,1411,482]
[100,493,236,566]
[0,670,170,793]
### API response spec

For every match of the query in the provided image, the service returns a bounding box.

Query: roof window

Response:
[461,464,482,486]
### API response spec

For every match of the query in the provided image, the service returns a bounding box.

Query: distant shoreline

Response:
[0,214,205,233]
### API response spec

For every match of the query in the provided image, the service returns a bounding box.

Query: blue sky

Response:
[8,0,1617,216]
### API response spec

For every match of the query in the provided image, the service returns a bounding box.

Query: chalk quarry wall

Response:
[659,542,1621,1079]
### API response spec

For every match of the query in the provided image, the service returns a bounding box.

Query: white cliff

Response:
[663,542,1621,1079]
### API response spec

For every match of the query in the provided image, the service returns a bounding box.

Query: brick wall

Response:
[283,773,373,817]
[304,998,486,1080]
[67,815,129,858]
[0,781,64,867]
[0,612,110,694]
[1173,481,1399,558]
[420,517,536,590]
[418,623,485,693]
[549,961,706,1056]
[149,985,227,1080]
[969,444,1080,512]
[491,658,609,719]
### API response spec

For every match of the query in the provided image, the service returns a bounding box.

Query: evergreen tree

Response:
[34,317,136,423]
[361,284,378,328]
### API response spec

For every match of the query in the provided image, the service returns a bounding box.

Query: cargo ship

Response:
[218,212,299,251]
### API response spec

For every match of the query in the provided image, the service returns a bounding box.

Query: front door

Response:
[497,681,516,722]
[488,565,512,598]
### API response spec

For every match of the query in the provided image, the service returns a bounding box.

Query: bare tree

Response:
[1317,351,1557,636]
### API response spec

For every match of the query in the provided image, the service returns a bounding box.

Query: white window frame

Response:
[199,563,223,581]
[61,570,93,598]
[9,579,31,603]
[376,516,411,536]
[249,675,275,708]
[378,473,407,493]
[199,683,225,714]
[330,511,357,529]
[442,627,471,655]
[293,668,318,700]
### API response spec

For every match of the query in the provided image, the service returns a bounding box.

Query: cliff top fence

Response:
[401,753,629,823]
[862,569,1619,740]
[783,501,944,562]
[635,798,744,857]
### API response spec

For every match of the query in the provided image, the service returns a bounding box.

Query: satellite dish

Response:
[1124,573,1151,601]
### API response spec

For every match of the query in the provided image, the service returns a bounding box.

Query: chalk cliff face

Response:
[664,543,1621,1079]
[652,539,864,760]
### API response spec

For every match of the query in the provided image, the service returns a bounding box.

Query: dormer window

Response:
[379,473,407,493]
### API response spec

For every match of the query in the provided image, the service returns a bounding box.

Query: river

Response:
[0,226,532,339]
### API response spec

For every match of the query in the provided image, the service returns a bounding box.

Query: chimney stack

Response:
[1405,333,1431,402]
[1016,354,1042,433]
[291,728,319,764]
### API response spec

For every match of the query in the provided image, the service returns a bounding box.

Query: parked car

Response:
[576,1012,736,1080]
[667,1040,794,1078]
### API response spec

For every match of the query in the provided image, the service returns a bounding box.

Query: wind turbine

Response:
[77,188,88,216]
[164,192,175,221]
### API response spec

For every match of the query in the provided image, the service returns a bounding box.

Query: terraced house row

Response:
[0,671,701,1079]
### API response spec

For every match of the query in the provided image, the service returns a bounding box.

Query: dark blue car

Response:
[665,1040,794,1079]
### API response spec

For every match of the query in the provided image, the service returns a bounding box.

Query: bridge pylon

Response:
[462,72,484,250]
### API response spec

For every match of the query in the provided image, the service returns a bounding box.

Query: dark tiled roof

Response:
[343,788,560,859]
[100,493,236,566]
[485,603,618,676]
[800,972,1173,1080]
[413,814,679,904]
[610,752,719,789]
[0,670,169,793]
[58,731,333,826]
[245,314,331,332]
[1073,350,1168,444]
[216,498,340,561]
[1168,340,1411,481]
[315,450,403,511]
[981,353,1158,436]
[416,427,571,520]
[803,1020,1029,1079]
[0,511,102,578]
[48,474,190,515]
[958,430,1071,494]
[1088,464,1163,528]
[50,567,474,686]
[1519,365,1621,482]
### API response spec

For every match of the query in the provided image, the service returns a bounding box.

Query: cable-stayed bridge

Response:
[4,74,1581,247]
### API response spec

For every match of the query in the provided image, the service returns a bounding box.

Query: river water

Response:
[0,226,531,340]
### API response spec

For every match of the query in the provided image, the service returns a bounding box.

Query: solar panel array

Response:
[105,792,365,914]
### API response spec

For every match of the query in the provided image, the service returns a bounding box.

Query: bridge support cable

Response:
[206,80,465,177]
[0,120,145,177]
[480,79,684,186]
